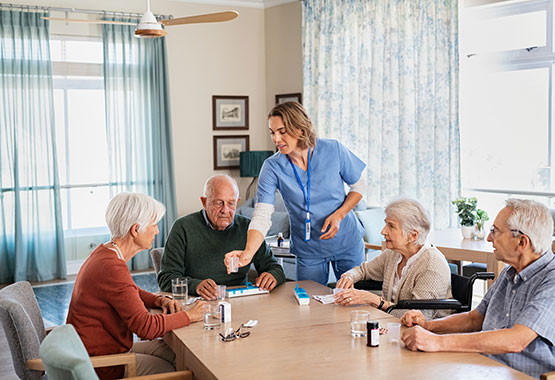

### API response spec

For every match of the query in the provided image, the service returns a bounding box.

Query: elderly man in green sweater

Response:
[158,175,285,299]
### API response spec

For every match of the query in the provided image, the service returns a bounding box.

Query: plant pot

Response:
[461,226,474,239]
[472,225,486,240]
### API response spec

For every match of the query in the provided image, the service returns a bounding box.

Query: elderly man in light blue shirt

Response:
[400,199,555,379]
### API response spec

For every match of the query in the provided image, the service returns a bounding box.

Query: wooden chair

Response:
[541,371,555,380]
[39,324,192,380]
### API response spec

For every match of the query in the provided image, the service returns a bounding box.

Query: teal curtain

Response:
[0,10,66,282]
[102,20,177,270]
[303,0,460,229]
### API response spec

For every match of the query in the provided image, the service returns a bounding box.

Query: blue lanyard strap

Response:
[287,148,311,217]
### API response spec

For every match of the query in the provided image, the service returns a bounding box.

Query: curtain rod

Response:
[0,3,172,19]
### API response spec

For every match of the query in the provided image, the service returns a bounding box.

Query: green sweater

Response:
[158,211,286,295]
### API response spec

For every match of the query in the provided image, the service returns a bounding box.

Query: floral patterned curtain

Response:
[302,0,460,228]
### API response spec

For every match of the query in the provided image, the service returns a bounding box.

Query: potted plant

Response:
[472,209,489,240]
[452,197,477,239]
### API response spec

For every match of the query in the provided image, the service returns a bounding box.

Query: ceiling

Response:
[174,0,298,9]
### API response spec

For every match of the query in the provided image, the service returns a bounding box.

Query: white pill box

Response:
[218,301,231,323]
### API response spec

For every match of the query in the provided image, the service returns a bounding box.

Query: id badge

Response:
[304,213,311,241]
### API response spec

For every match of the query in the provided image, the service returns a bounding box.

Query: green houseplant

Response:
[452,197,477,239]
[472,209,490,240]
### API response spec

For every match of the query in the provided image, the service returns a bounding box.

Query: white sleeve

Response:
[248,202,274,236]
[348,176,366,195]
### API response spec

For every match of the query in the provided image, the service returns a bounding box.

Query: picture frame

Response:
[275,93,302,105]
[212,95,249,130]
[213,135,250,170]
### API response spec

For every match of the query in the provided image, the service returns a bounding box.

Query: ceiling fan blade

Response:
[161,11,238,26]
[42,17,136,26]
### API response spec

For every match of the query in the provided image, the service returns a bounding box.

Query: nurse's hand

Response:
[224,250,254,274]
[320,210,344,239]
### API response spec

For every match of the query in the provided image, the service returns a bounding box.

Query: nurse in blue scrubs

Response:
[225,102,367,285]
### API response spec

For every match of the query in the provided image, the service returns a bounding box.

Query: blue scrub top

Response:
[257,138,366,258]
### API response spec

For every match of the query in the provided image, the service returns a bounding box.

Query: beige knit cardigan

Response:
[344,243,453,319]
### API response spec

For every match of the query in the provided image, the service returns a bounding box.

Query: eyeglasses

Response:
[219,326,251,342]
[489,226,525,239]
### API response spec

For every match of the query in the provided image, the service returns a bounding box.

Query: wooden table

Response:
[365,228,504,288]
[164,281,531,380]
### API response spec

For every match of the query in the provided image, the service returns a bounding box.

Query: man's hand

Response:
[224,250,254,274]
[255,272,277,291]
[196,279,218,300]
[184,300,206,323]
[402,325,442,352]
[320,211,344,240]
[336,274,354,289]
[400,310,429,329]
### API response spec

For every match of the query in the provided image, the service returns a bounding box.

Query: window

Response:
[51,36,111,235]
[460,0,555,214]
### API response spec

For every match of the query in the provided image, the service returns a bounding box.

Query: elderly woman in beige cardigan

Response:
[335,199,452,319]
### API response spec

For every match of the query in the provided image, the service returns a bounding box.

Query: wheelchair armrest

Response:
[472,272,495,281]
[386,299,462,313]
[354,280,383,291]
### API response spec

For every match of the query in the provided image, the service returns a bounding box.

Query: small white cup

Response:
[387,322,401,343]
[217,285,227,300]
[229,256,239,273]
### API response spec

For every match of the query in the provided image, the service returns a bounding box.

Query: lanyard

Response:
[287,148,311,241]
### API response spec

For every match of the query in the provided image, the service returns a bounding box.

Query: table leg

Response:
[486,254,504,288]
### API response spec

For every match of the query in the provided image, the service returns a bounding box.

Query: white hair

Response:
[105,192,166,239]
[385,199,431,245]
[203,175,239,199]
[505,199,553,254]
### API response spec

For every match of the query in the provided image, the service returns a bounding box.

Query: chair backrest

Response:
[0,281,46,380]
[39,324,99,380]
[150,248,164,275]
[450,273,473,311]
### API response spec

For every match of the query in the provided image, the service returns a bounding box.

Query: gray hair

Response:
[105,192,166,239]
[385,199,431,245]
[505,199,553,254]
[202,174,239,199]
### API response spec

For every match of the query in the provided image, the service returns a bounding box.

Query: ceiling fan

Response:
[42,0,239,38]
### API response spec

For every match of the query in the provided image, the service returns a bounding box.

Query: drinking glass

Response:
[171,278,188,307]
[203,302,221,330]
[350,310,370,337]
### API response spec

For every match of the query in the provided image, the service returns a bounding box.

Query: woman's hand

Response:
[334,288,379,306]
[156,296,183,314]
[320,210,344,240]
[224,250,255,274]
[184,300,206,323]
[336,274,355,289]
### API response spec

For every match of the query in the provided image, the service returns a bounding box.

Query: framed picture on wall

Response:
[275,93,302,105]
[213,135,250,170]
[212,95,249,130]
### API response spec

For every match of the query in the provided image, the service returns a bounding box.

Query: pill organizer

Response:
[226,282,269,298]
[294,284,310,305]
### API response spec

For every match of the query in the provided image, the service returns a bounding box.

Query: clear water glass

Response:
[350,310,370,337]
[171,277,188,307]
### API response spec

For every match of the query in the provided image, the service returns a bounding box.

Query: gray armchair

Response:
[0,281,46,379]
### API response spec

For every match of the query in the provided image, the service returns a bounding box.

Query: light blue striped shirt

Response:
[476,251,555,379]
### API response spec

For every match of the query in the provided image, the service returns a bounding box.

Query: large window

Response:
[460,0,555,214]
[51,36,111,240]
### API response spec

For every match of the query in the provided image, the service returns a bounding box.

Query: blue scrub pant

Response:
[296,239,365,285]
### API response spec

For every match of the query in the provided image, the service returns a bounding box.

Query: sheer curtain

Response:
[0,10,66,282]
[102,20,177,270]
[303,0,460,228]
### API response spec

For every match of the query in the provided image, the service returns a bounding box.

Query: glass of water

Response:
[350,310,370,337]
[171,277,188,307]
[203,302,221,330]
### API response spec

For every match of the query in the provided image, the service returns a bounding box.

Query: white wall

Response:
[7,0,302,217]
